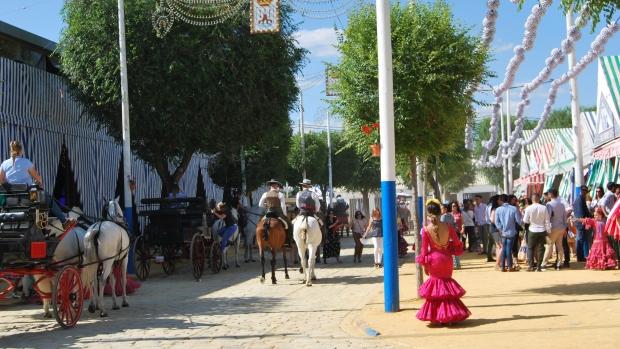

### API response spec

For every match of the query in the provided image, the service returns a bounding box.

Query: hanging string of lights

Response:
[464,0,501,150]
[152,0,247,38]
[287,0,363,20]
[482,21,620,167]
[477,0,554,164]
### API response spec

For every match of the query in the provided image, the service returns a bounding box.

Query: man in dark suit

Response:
[572,185,592,262]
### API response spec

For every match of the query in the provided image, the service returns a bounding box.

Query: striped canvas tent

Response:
[520,129,562,176]
[0,57,226,219]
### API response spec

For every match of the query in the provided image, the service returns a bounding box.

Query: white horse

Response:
[212,219,240,270]
[83,198,130,317]
[293,215,323,286]
[33,214,86,318]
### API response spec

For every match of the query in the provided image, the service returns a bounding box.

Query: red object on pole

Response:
[370,143,381,157]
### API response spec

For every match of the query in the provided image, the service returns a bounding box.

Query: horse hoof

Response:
[311,276,317,281]
[260,277,265,284]
[112,305,120,310]
[285,274,290,279]
[272,280,277,285]
[235,264,240,268]
[306,283,313,287]
[88,304,96,313]
[122,301,129,307]
[299,268,304,274]
[100,311,108,318]
[223,265,228,270]
[43,312,52,319]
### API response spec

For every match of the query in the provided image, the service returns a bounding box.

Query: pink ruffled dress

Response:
[416,225,470,324]
[583,218,617,270]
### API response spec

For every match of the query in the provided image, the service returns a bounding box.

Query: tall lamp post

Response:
[376,0,399,312]
[117,0,133,232]
[567,10,584,199]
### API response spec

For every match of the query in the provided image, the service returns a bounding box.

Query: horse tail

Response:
[300,216,308,242]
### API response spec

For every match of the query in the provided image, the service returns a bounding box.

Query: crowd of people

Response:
[436,185,620,273]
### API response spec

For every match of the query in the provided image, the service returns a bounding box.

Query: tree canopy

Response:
[331,1,489,160]
[516,0,620,29]
[59,0,305,195]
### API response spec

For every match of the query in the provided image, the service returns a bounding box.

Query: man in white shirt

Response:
[600,182,617,216]
[523,193,550,272]
[258,179,291,244]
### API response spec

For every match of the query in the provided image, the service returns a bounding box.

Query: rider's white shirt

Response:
[258,189,287,214]
[296,189,320,211]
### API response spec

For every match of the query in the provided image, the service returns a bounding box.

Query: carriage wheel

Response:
[162,246,176,275]
[133,235,150,281]
[190,233,205,281]
[210,241,222,274]
[52,266,83,329]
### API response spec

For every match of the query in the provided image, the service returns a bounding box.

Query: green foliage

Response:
[515,0,620,30]
[332,1,489,160]
[59,0,305,194]
[286,131,380,193]
[544,105,597,129]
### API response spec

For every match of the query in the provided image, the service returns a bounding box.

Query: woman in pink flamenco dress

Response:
[416,199,470,325]
[580,207,617,270]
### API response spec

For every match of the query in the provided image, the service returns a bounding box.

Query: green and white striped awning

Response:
[601,56,620,116]
[586,158,619,190]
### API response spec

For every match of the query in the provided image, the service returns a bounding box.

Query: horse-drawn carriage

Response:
[133,197,223,281]
[0,183,84,328]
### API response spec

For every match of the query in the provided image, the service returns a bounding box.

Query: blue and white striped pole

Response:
[376,0,399,313]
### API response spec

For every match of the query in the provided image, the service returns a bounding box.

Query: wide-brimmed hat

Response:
[299,179,312,187]
[266,179,282,187]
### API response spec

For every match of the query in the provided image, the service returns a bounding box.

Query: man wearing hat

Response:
[296,179,321,221]
[573,185,593,262]
[258,179,292,245]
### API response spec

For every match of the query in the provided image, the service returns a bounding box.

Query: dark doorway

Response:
[196,167,205,199]
[52,143,81,210]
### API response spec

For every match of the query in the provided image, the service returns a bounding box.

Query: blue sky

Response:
[1,0,618,135]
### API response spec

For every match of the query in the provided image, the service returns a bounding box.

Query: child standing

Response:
[578,208,617,270]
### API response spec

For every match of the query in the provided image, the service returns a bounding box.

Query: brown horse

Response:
[256,217,289,284]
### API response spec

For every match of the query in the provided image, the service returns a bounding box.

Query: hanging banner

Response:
[325,65,339,96]
[250,0,280,34]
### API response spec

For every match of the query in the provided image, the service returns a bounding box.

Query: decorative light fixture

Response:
[152,0,247,38]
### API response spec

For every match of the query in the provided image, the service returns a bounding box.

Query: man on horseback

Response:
[296,179,321,223]
[258,179,293,246]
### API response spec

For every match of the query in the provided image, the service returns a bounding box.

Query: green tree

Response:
[59,1,304,195]
[332,2,488,291]
[516,0,620,29]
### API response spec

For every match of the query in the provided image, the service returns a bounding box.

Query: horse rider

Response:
[295,179,322,225]
[0,140,76,230]
[258,179,293,246]
[212,202,238,252]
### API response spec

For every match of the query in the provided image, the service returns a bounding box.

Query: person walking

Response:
[573,185,593,262]
[523,193,550,272]
[351,210,367,263]
[544,189,567,270]
[441,204,459,268]
[462,201,476,252]
[486,196,499,263]
[416,199,470,325]
[494,194,522,272]
[473,195,487,254]
[365,208,383,268]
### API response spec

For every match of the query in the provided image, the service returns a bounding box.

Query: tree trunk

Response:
[409,154,424,297]
[361,189,370,215]
[154,151,194,197]
[431,156,441,199]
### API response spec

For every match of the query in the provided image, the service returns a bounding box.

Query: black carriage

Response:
[133,197,222,281]
[0,183,84,328]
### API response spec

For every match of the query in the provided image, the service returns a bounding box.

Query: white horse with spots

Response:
[293,215,322,286]
[83,198,130,317]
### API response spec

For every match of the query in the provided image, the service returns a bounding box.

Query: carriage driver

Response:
[295,179,322,225]
[258,179,293,246]
[0,140,76,230]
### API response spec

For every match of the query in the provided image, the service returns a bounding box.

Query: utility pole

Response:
[567,10,584,199]
[500,98,508,194]
[326,110,333,206]
[376,0,399,312]
[506,89,513,194]
[117,0,132,230]
[300,91,307,179]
